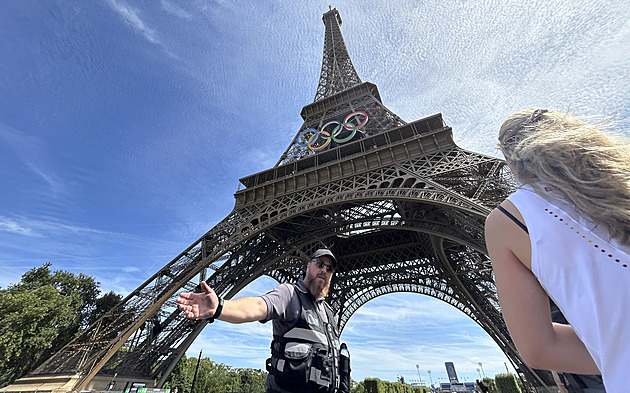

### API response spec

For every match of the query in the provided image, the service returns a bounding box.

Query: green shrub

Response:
[364,378,384,393]
[482,377,498,393]
[495,373,521,393]
[359,378,430,393]
[351,381,366,393]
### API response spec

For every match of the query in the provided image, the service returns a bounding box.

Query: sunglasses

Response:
[312,259,335,273]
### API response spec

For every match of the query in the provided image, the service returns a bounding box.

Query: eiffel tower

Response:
[5,7,557,393]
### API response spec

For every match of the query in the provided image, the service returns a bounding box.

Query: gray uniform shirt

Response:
[259,279,330,336]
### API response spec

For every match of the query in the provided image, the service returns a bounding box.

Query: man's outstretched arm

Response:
[177,281,268,324]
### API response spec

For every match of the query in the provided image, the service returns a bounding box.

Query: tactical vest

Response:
[268,287,341,392]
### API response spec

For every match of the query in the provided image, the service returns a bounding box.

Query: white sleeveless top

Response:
[508,186,630,392]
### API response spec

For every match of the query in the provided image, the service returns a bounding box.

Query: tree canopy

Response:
[164,354,267,393]
[0,263,122,388]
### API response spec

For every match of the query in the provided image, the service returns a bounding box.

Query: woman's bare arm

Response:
[485,207,600,374]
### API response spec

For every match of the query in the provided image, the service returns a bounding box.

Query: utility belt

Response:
[267,339,335,392]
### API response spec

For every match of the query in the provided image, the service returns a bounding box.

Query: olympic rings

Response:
[308,130,331,151]
[296,111,368,151]
[342,111,368,129]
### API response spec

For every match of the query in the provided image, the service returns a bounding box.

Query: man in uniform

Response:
[177,249,348,393]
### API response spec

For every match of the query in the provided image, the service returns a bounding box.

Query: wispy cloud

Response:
[0,215,119,238]
[0,122,37,150]
[0,217,38,236]
[187,293,514,382]
[106,0,159,44]
[160,0,192,19]
[183,278,513,382]
[24,161,64,193]
[0,215,186,293]
[0,123,65,195]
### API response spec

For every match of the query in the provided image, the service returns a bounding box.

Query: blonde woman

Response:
[485,108,630,392]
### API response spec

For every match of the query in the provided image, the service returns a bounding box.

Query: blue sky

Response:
[1,0,629,385]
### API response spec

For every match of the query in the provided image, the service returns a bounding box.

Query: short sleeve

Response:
[259,283,300,323]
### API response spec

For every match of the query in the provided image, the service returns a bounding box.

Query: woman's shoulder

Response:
[485,206,514,243]
[486,199,533,270]
[486,199,524,229]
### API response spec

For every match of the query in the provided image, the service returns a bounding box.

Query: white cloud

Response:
[186,321,274,368]
[106,0,159,44]
[25,161,65,194]
[160,0,192,19]
[0,122,38,151]
[0,217,38,236]
[182,291,513,382]
[0,215,118,237]
[0,123,65,194]
[0,215,186,293]
[337,294,512,381]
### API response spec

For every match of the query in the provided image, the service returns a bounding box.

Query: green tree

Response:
[351,380,366,393]
[163,356,193,393]
[483,376,499,393]
[164,355,267,393]
[235,368,266,393]
[0,263,121,388]
[358,378,430,393]
[495,373,521,393]
[0,285,75,387]
[87,290,123,326]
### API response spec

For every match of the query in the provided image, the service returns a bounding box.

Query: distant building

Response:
[438,382,475,393]
[444,362,459,383]
[439,363,474,393]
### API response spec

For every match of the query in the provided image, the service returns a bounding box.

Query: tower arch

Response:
[7,7,556,393]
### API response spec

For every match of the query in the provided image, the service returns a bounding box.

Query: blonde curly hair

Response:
[498,108,630,245]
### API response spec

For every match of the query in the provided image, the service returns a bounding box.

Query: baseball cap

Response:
[310,249,337,268]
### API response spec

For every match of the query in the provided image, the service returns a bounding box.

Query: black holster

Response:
[338,352,351,393]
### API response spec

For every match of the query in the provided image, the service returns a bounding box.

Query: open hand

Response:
[176,281,218,319]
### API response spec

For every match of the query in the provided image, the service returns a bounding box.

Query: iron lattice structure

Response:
[313,9,362,103]
[24,7,556,392]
